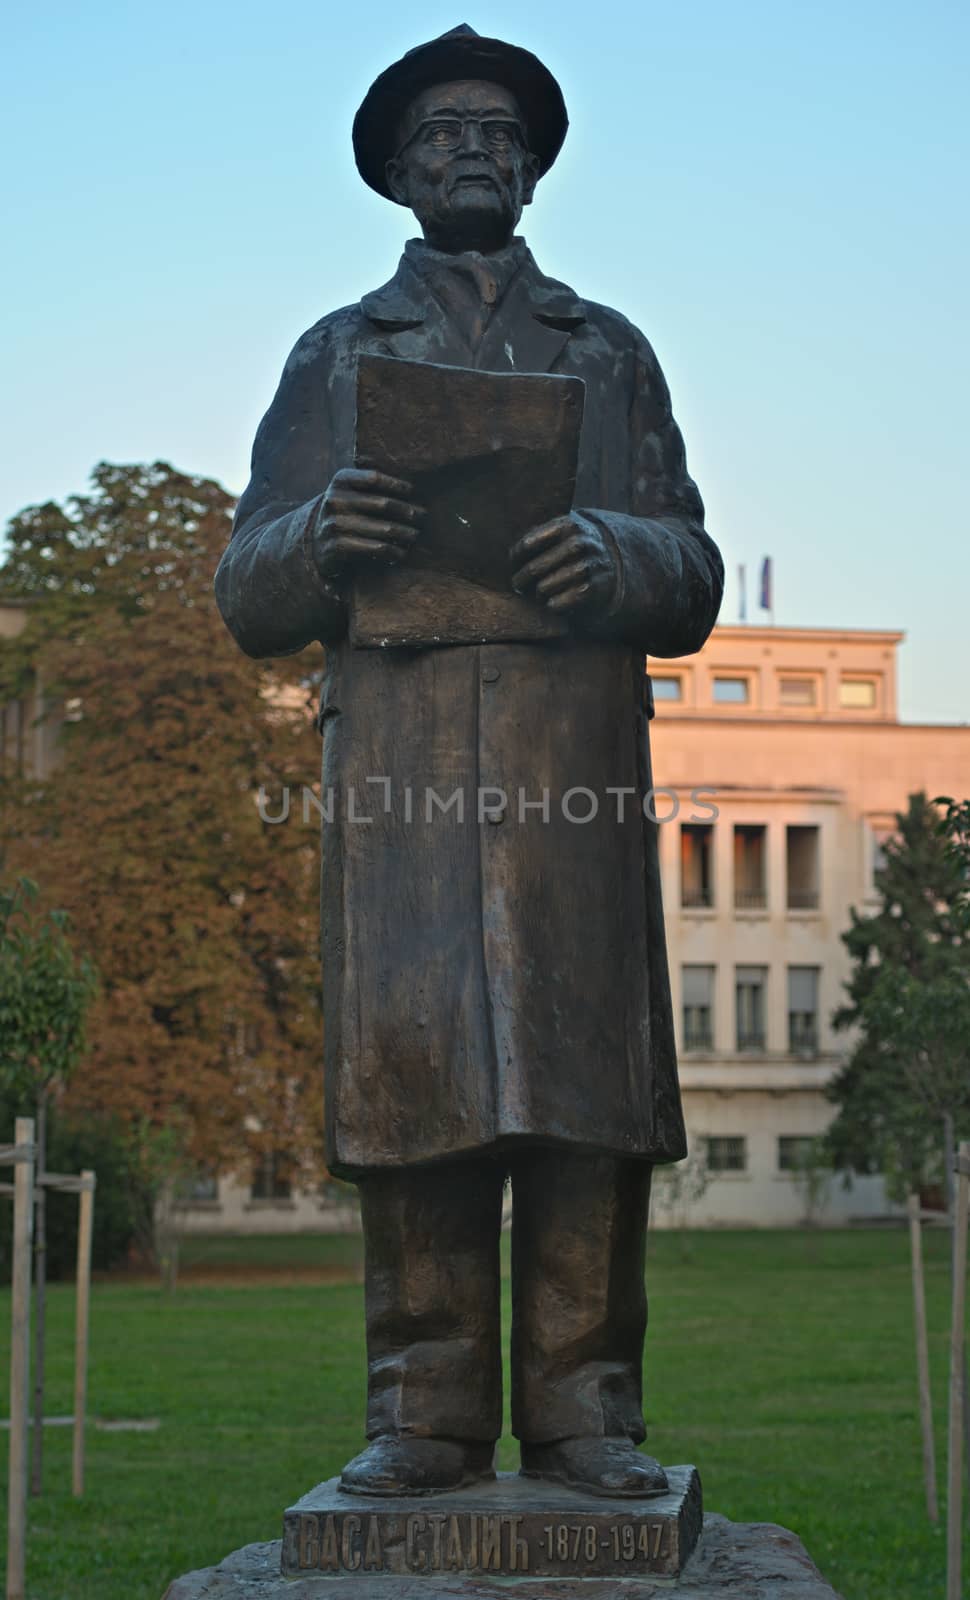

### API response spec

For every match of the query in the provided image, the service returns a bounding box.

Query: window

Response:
[705,1136,747,1173]
[778,1136,815,1172]
[736,965,767,1051]
[0,697,26,777]
[682,965,715,1050]
[250,1153,292,1202]
[786,824,820,910]
[778,676,817,708]
[840,678,877,709]
[185,1171,219,1205]
[713,676,749,704]
[866,822,894,893]
[734,824,767,909]
[788,967,820,1055]
[652,675,683,702]
[681,823,714,908]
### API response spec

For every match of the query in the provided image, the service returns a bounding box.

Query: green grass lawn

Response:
[0,1228,965,1599]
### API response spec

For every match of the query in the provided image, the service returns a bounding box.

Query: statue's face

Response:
[385,79,539,253]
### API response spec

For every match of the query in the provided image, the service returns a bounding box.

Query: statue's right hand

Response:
[312,468,425,581]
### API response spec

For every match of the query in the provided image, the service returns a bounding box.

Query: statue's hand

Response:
[312,468,425,581]
[509,513,618,615]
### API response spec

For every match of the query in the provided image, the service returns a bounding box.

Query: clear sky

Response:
[3,0,968,721]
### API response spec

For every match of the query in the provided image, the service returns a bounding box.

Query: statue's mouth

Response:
[450,172,500,191]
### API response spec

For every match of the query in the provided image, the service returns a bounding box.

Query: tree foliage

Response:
[826,792,970,1199]
[0,876,96,1105]
[0,462,326,1186]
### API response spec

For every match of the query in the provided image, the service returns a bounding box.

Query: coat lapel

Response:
[477,257,586,374]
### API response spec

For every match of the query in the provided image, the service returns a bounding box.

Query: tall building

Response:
[649,624,970,1225]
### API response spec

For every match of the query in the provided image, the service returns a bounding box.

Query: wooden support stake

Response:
[908,1192,939,1522]
[6,1119,35,1600]
[947,1141,969,1600]
[72,1173,95,1498]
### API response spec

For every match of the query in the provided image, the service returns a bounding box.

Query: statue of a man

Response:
[216,26,723,1502]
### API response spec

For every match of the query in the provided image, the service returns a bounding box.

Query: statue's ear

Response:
[385,158,409,206]
[521,151,540,207]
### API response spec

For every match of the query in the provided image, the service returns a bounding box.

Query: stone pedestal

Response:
[164,1504,844,1599]
[282,1467,700,1581]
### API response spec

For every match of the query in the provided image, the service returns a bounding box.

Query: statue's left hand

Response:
[509,514,618,615]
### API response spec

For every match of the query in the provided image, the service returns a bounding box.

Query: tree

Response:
[0,877,96,1102]
[0,874,97,1491]
[826,793,970,1200]
[0,462,326,1197]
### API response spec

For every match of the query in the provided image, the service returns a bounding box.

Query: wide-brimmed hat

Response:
[353,24,568,202]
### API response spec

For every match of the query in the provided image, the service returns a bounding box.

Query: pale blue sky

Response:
[3,0,968,720]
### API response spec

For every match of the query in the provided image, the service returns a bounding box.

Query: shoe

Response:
[339,1435,495,1496]
[520,1437,669,1498]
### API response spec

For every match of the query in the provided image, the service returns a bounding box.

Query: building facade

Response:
[649,624,970,1225]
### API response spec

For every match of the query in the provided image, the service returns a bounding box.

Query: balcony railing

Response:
[736,1030,766,1052]
[682,887,713,909]
[787,888,820,910]
[735,889,767,910]
[789,1025,819,1057]
[683,1025,714,1051]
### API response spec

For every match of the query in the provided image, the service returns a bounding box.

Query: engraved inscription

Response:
[404,1512,528,1572]
[541,1520,669,1566]
[297,1513,385,1573]
[291,1509,674,1576]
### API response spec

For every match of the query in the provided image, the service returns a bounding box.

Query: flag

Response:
[738,564,747,622]
[759,556,772,612]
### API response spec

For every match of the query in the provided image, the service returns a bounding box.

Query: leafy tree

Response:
[0,876,96,1106]
[0,462,326,1193]
[0,874,97,1489]
[826,792,970,1200]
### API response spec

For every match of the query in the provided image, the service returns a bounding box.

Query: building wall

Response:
[0,601,59,781]
[178,1177,361,1236]
[646,625,970,1227]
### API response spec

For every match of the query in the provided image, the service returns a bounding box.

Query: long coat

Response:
[215,244,724,1176]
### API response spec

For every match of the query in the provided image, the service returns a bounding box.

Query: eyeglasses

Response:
[394,117,527,159]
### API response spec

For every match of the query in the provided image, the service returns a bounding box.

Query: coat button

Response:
[482,666,501,683]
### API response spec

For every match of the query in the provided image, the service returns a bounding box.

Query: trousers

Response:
[357,1147,652,1446]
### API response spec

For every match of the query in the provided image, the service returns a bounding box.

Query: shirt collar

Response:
[403,235,529,312]
[360,239,587,332]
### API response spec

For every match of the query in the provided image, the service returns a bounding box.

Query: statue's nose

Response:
[458,121,488,154]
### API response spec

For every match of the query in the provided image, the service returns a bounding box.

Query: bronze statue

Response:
[215,25,723,1502]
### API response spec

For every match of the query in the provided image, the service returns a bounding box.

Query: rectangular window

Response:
[778,1136,815,1172]
[681,823,714,908]
[652,675,683,702]
[786,824,820,910]
[734,824,767,909]
[250,1154,292,1202]
[0,698,26,778]
[705,1136,747,1173]
[186,1171,219,1204]
[865,822,894,894]
[778,676,817,708]
[713,676,749,704]
[788,966,820,1055]
[736,965,767,1051]
[840,678,877,709]
[682,965,715,1050]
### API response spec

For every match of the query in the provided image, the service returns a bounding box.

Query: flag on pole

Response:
[759,556,773,614]
[738,564,747,622]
